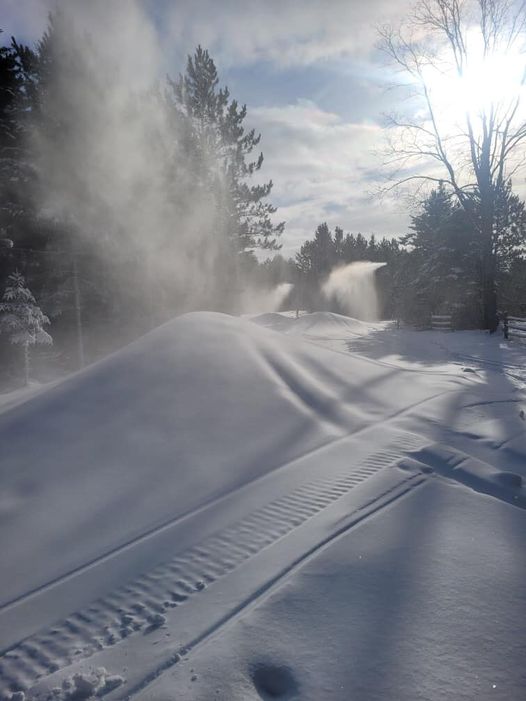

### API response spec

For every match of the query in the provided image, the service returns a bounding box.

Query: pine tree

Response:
[294,223,337,311]
[402,185,481,326]
[296,223,335,277]
[333,226,344,260]
[0,30,38,245]
[169,46,284,256]
[0,271,52,384]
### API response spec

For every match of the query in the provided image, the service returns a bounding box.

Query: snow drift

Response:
[2,311,526,701]
[0,311,460,607]
[251,311,377,337]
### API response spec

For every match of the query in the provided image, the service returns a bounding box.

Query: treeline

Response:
[399,184,526,327]
[289,183,526,327]
[293,224,402,317]
[1,12,526,387]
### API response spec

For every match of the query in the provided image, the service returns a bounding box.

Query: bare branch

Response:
[378,0,526,215]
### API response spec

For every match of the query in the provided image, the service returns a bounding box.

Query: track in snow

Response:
[0,432,427,700]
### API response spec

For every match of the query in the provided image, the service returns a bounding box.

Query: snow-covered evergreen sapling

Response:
[0,271,52,385]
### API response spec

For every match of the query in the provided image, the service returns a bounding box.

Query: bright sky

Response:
[3,0,415,256]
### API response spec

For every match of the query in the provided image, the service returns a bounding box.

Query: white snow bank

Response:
[251,311,379,337]
[255,313,526,389]
[0,312,463,607]
[2,311,526,701]
[291,311,377,336]
[248,311,295,332]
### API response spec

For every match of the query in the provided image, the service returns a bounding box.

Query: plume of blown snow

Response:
[322,262,386,321]
[239,283,293,314]
[28,0,281,333]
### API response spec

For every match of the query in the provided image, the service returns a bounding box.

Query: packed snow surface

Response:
[251,310,377,337]
[142,480,526,701]
[0,311,525,700]
[0,312,459,606]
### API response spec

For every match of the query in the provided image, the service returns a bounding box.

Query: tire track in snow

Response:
[1,387,450,624]
[0,433,426,700]
[130,474,427,701]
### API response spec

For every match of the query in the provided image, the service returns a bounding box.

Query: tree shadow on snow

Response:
[334,325,526,698]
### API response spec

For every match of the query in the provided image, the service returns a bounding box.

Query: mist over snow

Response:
[32,3,208,310]
[26,0,284,328]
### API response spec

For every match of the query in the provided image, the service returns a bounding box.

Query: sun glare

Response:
[422,29,526,125]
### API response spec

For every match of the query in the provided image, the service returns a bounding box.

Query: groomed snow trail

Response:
[1,427,429,700]
[138,478,526,701]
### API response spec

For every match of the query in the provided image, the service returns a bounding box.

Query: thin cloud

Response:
[1,0,414,253]
[249,100,409,253]
[1,0,52,42]
[157,0,413,68]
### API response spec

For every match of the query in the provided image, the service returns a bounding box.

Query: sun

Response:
[421,28,526,126]
[460,33,525,114]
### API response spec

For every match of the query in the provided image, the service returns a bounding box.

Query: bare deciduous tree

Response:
[379,0,526,329]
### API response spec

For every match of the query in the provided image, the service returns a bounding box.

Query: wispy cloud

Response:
[1,0,51,43]
[1,0,414,254]
[250,100,409,255]
[158,0,413,68]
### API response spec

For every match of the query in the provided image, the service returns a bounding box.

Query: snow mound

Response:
[290,311,374,336]
[1,311,455,607]
[248,312,295,332]
[251,311,377,338]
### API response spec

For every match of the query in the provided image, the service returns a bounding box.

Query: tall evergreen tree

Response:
[0,30,37,245]
[401,186,479,324]
[400,183,526,326]
[169,46,284,256]
[296,223,335,277]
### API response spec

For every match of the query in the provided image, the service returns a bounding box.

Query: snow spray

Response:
[322,262,386,320]
[239,282,294,314]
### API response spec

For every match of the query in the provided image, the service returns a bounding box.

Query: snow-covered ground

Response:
[0,312,525,700]
[253,311,526,388]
